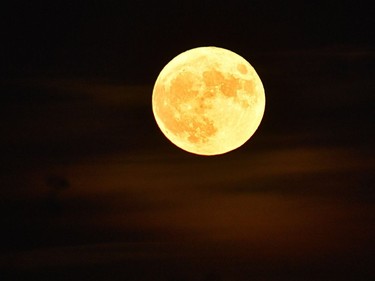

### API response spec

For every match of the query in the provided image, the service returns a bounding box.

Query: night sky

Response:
[1,1,374,280]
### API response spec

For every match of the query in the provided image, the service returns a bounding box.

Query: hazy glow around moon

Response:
[152,46,265,155]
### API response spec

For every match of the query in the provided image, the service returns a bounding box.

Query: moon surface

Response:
[152,46,265,155]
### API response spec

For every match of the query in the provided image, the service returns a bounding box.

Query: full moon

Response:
[152,46,265,155]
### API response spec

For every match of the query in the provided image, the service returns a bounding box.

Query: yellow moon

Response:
[152,46,265,155]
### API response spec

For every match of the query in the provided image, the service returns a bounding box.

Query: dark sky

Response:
[1,1,374,280]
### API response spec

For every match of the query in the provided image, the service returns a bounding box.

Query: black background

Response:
[1,1,374,280]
